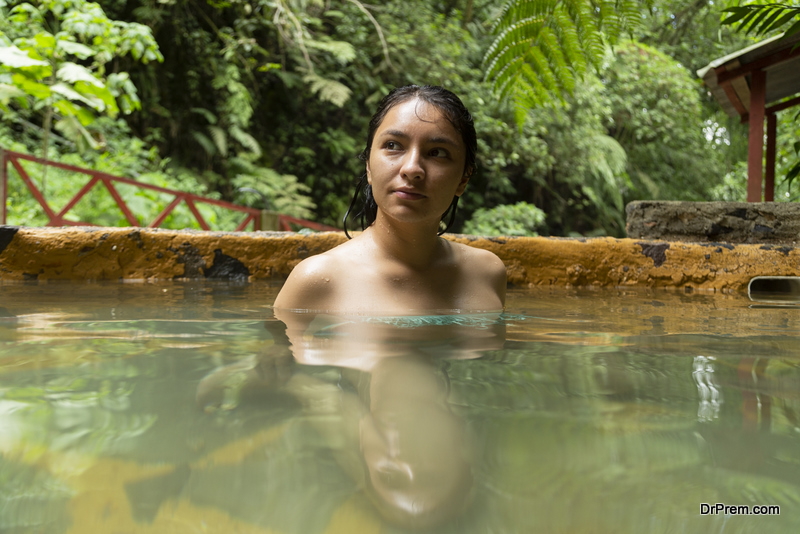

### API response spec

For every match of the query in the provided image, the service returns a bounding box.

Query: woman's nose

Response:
[400,149,425,180]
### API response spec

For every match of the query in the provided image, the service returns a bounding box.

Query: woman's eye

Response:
[384,141,401,150]
[430,148,449,158]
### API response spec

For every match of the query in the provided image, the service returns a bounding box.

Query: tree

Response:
[0,0,163,159]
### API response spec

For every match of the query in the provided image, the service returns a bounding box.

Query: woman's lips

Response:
[394,189,425,200]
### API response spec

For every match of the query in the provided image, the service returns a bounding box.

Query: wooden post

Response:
[765,113,777,202]
[260,210,279,231]
[747,70,766,202]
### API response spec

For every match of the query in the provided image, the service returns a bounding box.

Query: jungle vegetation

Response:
[1,0,799,236]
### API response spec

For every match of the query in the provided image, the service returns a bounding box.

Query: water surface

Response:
[1,281,799,533]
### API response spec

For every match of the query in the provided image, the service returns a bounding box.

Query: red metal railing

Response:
[0,149,337,232]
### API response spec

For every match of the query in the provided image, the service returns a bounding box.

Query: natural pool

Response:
[1,281,799,533]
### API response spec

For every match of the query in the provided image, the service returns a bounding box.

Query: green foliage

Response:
[603,41,724,202]
[0,0,162,151]
[0,0,766,236]
[463,201,546,236]
[232,162,317,220]
[722,2,800,38]
[484,0,646,124]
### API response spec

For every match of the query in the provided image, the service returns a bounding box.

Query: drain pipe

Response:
[748,276,800,303]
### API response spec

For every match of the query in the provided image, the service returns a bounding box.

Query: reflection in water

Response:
[693,355,722,422]
[1,283,800,533]
[198,310,506,529]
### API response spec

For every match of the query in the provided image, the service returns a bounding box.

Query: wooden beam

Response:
[716,46,800,85]
[721,80,749,117]
[747,70,767,202]
[766,94,800,115]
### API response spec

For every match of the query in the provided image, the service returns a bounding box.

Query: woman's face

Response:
[366,98,469,227]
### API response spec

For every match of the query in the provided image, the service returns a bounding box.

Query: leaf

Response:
[0,82,26,102]
[50,82,103,110]
[305,39,356,64]
[756,8,787,35]
[744,7,776,35]
[302,73,352,107]
[54,115,100,150]
[191,131,216,157]
[33,32,56,50]
[54,98,80,117]
[0,45,49,68]
[785,19,800,38]
[721,8,752,26]
[722,3,800,38]
[56,40,96,59]
[76,106,94,126]
[207,125,227,157]
[766,11,800,33]
[785,162,800,188]
[191,107,218,124]
[74,81,118,116]
[12,73,50,99]
[230,126,261,157]
[56,62,103,87]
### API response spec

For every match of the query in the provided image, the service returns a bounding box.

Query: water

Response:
[1,281,799,533]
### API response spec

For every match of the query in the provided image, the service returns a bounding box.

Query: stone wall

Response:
[2,225,798,291]
[626,201,800,245]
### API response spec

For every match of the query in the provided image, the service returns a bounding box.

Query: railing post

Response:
[260,209,279,231]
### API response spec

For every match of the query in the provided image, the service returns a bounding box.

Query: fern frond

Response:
[304,38,356,65]
[191,131,216,157]
[207,125,227,157]
[303,72,351,107]
[485,0,645,124]
[722,3,800,38]
[230,125,262,158]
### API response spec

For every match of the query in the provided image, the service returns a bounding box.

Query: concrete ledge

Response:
[1,226,798,291]
[626,201,800,244]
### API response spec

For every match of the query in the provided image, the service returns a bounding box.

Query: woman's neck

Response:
[366,212,444,271]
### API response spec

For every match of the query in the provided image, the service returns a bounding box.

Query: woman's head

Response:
[344,85,477,237]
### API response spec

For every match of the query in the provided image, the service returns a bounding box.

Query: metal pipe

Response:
[748,276,800,303]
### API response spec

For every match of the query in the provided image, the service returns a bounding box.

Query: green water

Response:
[1,281,799,533]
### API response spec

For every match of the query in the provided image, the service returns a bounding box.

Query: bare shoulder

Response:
[273,250,341,310]
[450,241,507,305]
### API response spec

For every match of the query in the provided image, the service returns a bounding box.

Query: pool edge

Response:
[1,226,797,291]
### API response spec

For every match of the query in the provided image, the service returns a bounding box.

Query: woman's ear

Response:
[455,167,472,197]
[366,162,372,185]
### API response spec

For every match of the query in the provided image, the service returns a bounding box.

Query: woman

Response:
[274,85,506,314]
[199,86,506,530]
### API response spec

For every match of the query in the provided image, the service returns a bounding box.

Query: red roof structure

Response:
[698,32,800,202]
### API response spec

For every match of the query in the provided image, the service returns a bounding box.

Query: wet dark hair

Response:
[343,85,478,238]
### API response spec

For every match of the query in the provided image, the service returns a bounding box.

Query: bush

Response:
[462,202,545,237]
